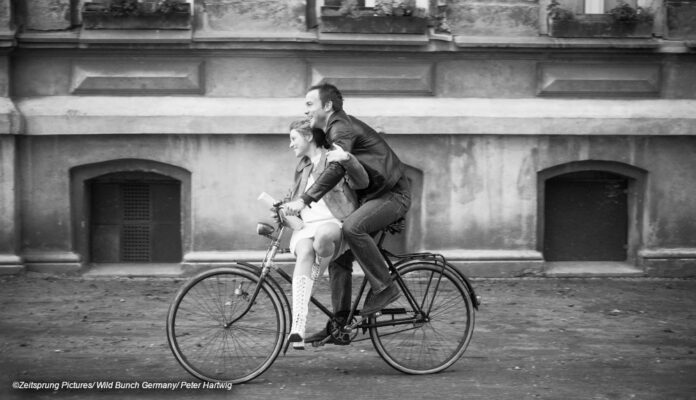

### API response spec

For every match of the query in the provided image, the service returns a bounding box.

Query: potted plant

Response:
[547,0,653,38]
[320,0,428,34]
[82,0,192,30]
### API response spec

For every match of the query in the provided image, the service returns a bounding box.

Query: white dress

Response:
[289,154,349,258]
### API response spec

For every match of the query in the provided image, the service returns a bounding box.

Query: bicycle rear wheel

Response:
[369,261,475,374]
[167,267,286,383]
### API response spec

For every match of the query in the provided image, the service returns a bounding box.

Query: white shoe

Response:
[287,333,305,350]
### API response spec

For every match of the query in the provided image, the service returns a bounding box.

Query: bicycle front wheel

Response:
[167,267,286,384]
[369,261,475,374]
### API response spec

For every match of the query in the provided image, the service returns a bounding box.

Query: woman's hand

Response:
[282,199,306,216]
[326,143,349,163]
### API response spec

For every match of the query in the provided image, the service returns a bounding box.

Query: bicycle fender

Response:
[393,258,479,310]
[444,262,480,310]
[230,262,292,329]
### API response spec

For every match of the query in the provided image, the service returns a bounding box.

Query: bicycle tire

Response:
[167,267,286,384]
[369,260,475,374]
[228,261,292,339]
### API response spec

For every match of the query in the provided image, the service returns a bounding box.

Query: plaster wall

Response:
[0,135,18,254]
[16,134,696,266]
[0,0,10,31]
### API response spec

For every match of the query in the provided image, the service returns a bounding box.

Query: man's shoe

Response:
[304,327,332,344]
[304,319,352,346]
[361,283,401,316]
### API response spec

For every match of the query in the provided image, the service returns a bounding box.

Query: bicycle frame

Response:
[226,216,479,339]
[168,212,479,383]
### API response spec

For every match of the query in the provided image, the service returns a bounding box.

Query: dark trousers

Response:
[328,176,411,319]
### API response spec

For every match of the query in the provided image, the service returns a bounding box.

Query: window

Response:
[90,172,182,263]
[584,0,639,14]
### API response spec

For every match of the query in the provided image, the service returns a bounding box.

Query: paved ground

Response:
[1,271,695,400]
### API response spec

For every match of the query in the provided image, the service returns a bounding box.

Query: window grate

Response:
[123,183,150,221]
[121,183,151,262]
[122,225,151,262]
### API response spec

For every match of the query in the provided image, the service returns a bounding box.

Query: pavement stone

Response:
[1,272,695,400]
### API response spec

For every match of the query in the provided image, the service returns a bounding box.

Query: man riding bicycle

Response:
[283,83,411,344]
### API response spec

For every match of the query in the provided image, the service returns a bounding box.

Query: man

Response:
[283,83,411,342]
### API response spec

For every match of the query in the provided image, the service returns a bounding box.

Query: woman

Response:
[283,120,368,349]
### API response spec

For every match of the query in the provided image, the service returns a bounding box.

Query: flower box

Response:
[548,14,653,38]
[82,1,192,30]
[320,6,428,34]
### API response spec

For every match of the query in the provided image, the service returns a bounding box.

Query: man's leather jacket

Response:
[301,110,406,205]
[291,149,368,221]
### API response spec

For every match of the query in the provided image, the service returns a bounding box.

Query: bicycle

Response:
[166,204,480,384]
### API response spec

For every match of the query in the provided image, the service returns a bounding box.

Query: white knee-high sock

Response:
[291,274,314,338]
[311,254,332,281]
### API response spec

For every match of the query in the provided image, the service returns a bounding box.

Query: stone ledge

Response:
[439,249,544,278]
[79,28,193,44]
[639,248,696,277]
[82,263,184,277]
[0,254,24,275]
[639,248,696,259]
[0,28,16,46]
[544,262,644,277]
[183,250,546,278]
[184,251,295,263]
[317,32,429,45]
[435,249,543,261]
[0,97,21,135]
[10,30,696,53]
[454,35,660,49]
[14,96,696,136]
[15,30,79,44]
[193,30,317,43]
[22,251,82,273]
[642,259,696,277]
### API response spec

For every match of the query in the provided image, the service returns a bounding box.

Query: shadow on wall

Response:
[381,164,423,254]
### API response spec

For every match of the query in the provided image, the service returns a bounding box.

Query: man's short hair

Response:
[308,83,343,112]
[289,119,327,148]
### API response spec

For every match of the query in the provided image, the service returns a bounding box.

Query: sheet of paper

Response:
[258,192,304,230]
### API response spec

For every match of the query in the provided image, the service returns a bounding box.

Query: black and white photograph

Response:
[1,0,695,399]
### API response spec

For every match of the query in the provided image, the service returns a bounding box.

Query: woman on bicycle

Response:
[283,119,368,350]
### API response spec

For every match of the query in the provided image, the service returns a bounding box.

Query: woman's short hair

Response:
[289,120,327,148]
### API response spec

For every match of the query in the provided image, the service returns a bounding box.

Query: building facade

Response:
[0,0,695,277]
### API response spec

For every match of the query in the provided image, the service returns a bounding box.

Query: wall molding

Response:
[538,63,661,97]
[71,59,204,95]
[309,60,434,96]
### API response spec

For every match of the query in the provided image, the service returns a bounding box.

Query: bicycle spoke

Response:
[370,262,474,374]
[167,268,285,383]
